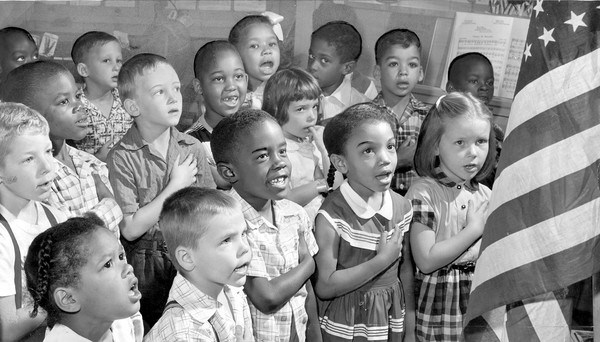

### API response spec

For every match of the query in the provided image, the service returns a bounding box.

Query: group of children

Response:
[0,13,501,342]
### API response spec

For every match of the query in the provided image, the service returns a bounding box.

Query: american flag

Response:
[464,1,600,340]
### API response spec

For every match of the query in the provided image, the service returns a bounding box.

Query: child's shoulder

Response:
[408,94,431,114]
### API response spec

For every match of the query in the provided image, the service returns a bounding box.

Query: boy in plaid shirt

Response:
[372,29,431,196]
[211,109,320,342]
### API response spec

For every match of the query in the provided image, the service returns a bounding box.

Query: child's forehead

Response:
[135,63,179,86]
[2,32,36,51]
[454,57,493,74]
[242,23,276,40]
[206,50,244,72]
[87,40,121,56]
[382,43,420,59]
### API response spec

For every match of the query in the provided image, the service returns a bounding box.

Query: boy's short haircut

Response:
[118,53,169,101]
[160,187,241,273]
[71,31,119,65]
[447,52,493,82]
[375,28,421,65]
[0,102,49,165]
[0,26,36,46]
[311,21,362,63]
[193,40,240,79]
[211,108,276,164]
[228,15,272,46]
[1,60,70,108]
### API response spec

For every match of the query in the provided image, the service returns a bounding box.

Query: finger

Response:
[183,154,195,165]
[173,154,181,165]
[378,231,387,247]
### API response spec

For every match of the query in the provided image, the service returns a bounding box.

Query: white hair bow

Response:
[262,11,284,41]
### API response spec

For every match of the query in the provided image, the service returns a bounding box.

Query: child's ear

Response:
[446,81,455,93]
[123,98,140,118]
[341,60,356,76]
[373,65,381,82]
[330,153,348,174]
[53,287,80,313]
[192,78,202,95]
[175,246,195,272]
[217,162,238,184]
[418,66,424,83]
[76,63,89,78]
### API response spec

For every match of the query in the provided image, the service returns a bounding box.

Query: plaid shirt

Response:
[227,189,318,342]
[75,87,133,155]
[144,273,253,342]
[373,92,430,193]
[48,145,122,237]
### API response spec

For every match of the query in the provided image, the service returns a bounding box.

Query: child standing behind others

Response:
[25,215,142,341]
[406,92,496,341]
[211,109,319,342]
[145,188,253,341]
[262,67,328,220]
[107,53,216,328]
[229,15,280,109]
[71,31,133,161]
[0,27,38,83]
[314,103,415,342]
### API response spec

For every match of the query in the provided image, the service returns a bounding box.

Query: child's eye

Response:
[234,73,245,80]
[32,54,39,61]
[22,156,34,163]
[455,140,464,146]
[486,80,494,87]
[249,43,259,49]
[388,61,398,67]
[221,237,231,245]
[257,153,268,161]
[213,76,224,82]
[409,62,419,68]
[269,42,278,47]
[308,54,315,60]
[117,59,123,64]
[320,58,329,64]
[58,98,69,106]
[46,148,54,156]
[104,58,111,63]
[174,86,181,93]
[387,144,396,151]
[312,104,319,110]
[154,89,164,95]
[16,56,25,62]
[469,79,479,84]
[118,252,125,261]
[477,139,488,145]
[104,259,113,268]
[279,148,287,157]
[363,148,373,154]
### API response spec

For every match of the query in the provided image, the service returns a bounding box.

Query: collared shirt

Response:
[405,168,491,265]
[75,87,133,155]
[44,318,137,342]
[321,74,370,120]
[245,82,266,110]
[373,92,431,193]
[144,273,253,342]
[107,124,215,230]
[348,72,378,100]
[48,145,122,237]
[227,189,318,342]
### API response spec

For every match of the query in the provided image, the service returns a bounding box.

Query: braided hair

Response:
[25,215,105,328]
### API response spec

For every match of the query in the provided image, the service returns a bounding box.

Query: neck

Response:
[188,273,224,299]
[283,130,307,142]
[322,77,343,97]
[382,90,410,113]
[0,196,34,222]
[204,110,222,131]
[52,138,66,158]
[248,77,263,92]
[137,121,171,144]
[85,82,112,102]
[59,315,114,342]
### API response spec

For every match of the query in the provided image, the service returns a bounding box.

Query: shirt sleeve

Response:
[107,149,140,215]
[88,198,123,238]
[298,209,319,256]
[406,183,437,231]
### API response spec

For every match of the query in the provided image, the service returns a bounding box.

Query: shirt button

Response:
[457,185,462,189]
[302,317,307,324]
[461,205,466,209]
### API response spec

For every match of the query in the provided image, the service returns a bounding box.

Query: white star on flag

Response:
[564,11,587,32]
[523,43,532,62]
[534,0,544,17]
[538,27,555,47]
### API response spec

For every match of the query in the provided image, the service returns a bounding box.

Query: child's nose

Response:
[122,263,134,277]
[40,155,56,174]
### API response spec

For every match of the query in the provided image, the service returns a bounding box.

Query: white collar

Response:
[339,181,393,220]
[325,73,353,106]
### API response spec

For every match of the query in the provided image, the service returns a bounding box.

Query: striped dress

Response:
[317,182,413,341]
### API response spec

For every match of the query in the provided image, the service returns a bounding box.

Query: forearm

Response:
[316,255,390,299]
[399,242,416,339]
[416,228,480,274]
[286,181,324,207]
[0,302,46,341]
[120,184,179,240]
[89,198,123,235]
[304,281,322,342]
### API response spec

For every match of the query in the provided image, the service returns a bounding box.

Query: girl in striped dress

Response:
[406,92,496,341]
[314,103,415,341]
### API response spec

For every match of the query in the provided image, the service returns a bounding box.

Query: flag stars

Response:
[534,0,544,17]
[523,43,532,62]
[538,27,555,47]
[565,11,587,32]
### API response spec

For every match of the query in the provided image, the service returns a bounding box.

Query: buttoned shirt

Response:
[373,92,430,193]
[227,189,318,342]
[321,74,370,120]
[75,87,133,155]
[144,273,253,342]
[48,145,122,237]
[107,124,215,231]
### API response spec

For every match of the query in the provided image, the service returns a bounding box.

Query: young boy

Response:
[145,187,253,341]
[308,21,370,120]
[211,108,319,341]
[107,53,216,329]
[2,61,123,237]
[71,31,133,161]
[0,26,38,83]
[373,28,430,196]
[0,102,67,341]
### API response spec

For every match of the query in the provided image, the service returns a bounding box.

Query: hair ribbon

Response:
[435,94,446,108]
[262,11,284,41]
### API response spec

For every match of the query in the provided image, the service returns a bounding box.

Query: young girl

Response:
[229,14,281,109]
[25,215,142,341]
[406,92,496,341]
[263,67,328,220]
[314,103,415,341]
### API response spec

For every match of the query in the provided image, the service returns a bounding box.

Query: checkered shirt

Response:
[227,189,318,342]
[75,87,133,155]
[372,92,430,193]
[144,273,253,342]
[47,145,122,237]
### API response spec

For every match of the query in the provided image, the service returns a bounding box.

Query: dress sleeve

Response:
[406,182,437,231]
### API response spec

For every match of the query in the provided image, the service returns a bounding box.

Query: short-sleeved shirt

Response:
[285,137,324,220]
[405,169,491,265]
[373,92,431,194]
[48,145,122,237]
[227,189,318,342]
[145,273,253,342]
[44,318,137,342]
[0,201,66,304]
[321,74,370,120]
[107,124,215,226]
[75,87,133,155]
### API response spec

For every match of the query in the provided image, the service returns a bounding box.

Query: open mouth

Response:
[234,263,249,275]
[268,175,288,187]
[128,277,141,301]
[464,164,479,173]
[375,170,393,182]
[222,95,239,107]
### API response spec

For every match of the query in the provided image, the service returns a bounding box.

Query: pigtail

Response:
[30,234,53,318]
[323,163,337,198]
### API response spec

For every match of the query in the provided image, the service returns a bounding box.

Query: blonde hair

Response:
[0,102,49,165]
[414,92,496,182]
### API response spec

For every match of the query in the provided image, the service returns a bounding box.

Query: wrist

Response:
[315,179,329,194]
